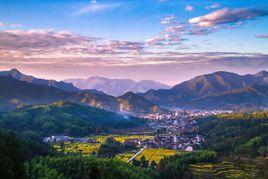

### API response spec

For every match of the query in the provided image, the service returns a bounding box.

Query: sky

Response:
[0,0,268,85]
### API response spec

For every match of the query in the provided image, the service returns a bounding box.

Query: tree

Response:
[150,160,157,170]
[0,132,25,179]
[132,159,141,167]
[88,166,101,179]
[98,137,123,158]
[140,156,149,168]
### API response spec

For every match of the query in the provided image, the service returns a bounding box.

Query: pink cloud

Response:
[185,5,194,12]
[189,7,268,27]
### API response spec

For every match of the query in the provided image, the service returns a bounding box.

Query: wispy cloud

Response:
[75,1,120,16]
[160,15,176,25]
[0,30,144,59]
[205,3,221,10]
[0,22,4,27]
[185,5,194,12]
[257,34,268,38]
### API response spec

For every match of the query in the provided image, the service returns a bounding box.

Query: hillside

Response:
[0,101,146,136]
[140,71,268,108]
[0,69,79,92]
[65,76,170,96]
[117,92,165,114]
[196,111,268,156]
[0,76,164,114]
[191,84,268,108]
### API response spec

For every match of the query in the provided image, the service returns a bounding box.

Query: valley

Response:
[0,69,268,179]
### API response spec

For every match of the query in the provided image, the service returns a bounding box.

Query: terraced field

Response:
[189,161,261,178]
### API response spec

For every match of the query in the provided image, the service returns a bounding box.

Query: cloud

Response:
[189,7,268,27]
[0,30,144,59]
[0,22,4,27]
[1,51,267,85]
[161,15,176,25]
[206,3,221,10]
[75,2,120,16]
[188,28,217,35]
[9,24,23,28]
[0,21,23,28]
[257,34,268,38]
[185,5,194,12]
[165,24,186,34]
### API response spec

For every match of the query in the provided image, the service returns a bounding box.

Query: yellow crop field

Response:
[135,148,178,163]
[91,134,154,143]
[115,150,137,162]
[114,135,154,143]
[54,142,100,154]
[53,134,154,155]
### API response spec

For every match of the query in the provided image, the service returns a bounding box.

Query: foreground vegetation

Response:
[25,155,150,179]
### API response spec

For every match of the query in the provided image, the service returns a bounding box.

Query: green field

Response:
[135,148,178,163]
[189,161,262,178]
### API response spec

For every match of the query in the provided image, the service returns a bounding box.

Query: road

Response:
[127,146,147,163]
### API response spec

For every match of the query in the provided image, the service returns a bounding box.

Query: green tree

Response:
[140,156,149,168]
[150,160,157,170]
[0,132,25,179]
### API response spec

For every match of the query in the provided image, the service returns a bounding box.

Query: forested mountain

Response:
[0,76,164,114]
[65,76,170,96]
[140,71,268,109]
[0,101,145,137]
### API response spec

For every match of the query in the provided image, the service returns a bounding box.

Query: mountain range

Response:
[139,71,268,109]
[0,69,79,92]
[0,71,165,114]
[65,76,170,96]
[1,69,268,112]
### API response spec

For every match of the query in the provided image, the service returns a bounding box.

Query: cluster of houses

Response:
[43,135,98,143]
[141,109,233,120]
[124,134,204,152]
[132,109,208,151]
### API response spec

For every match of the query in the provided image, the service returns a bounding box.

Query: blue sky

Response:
[0,0,268,85]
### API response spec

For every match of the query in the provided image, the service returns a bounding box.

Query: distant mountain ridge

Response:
[65,76,170,96]
[0,75,165,114]
[0,69,79,92]
[140,71,268,109]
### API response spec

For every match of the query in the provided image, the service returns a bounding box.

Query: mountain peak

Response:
[255,71,268,77]
[0,69,79,92]
[10,68,21,73]
[65,76,169,96]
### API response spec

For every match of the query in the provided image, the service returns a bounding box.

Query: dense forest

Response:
[0,101,145,137]
[196,111,268,157]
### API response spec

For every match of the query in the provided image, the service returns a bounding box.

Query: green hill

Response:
[0,101,146,137]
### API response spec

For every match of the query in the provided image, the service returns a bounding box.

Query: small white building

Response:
[185,146,193,152]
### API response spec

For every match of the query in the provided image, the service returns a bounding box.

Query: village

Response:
[43,109,225,152]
